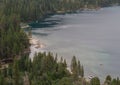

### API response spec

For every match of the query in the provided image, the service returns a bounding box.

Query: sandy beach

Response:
[20,23,45,59]
[29,37,45,48]
[29,36,45,60]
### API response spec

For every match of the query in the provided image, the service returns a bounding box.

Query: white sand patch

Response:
[29,37,45,60]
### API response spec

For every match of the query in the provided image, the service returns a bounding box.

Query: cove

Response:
[30,6,120,80]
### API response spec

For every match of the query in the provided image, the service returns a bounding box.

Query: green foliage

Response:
[0,52,120,85]
[71,56,84,80]
[90,77,100,85]
[110,77,120,85]
[0,14,29,60]
[0,0,120,85]
[106,75,112,81]
[53,77,73,85]
[104,75,120,85]
[0,52,85,85]
[71,56,78,79]
[104,75,112,85]
[0,71,4,85]
[13,58,20,85]
[0,0,119,22]
[0,0,120,61]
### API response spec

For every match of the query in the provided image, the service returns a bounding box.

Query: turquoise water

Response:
[30,6,120,80]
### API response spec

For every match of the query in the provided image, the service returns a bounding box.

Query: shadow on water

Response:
[29,10,83,29]
[30,20,61,29]
[32,32,50,36]
[28,13,64,37]
[29,13,64,29]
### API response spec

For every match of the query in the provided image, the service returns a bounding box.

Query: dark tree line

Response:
[0,52,83,85]
[0,14,29,60]
[0,0,120,22]
[0,52,120,85]
[71,56,84,80]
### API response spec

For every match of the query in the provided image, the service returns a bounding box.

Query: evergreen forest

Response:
[0,0,120,85]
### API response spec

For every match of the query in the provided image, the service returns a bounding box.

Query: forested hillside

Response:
[0,0,120,22]
[0,13,29,60]
[0,52,120,85]
[0,52,84,85]
[0,0,120,85]
[0,0,120,60]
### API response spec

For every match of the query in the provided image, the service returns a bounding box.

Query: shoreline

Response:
[20,23,46,60]
[28,36,45,60]
[29,37,45,49]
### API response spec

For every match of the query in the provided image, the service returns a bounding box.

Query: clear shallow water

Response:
[31,6,120,80]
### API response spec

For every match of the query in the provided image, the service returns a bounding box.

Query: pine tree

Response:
[105,75,112,85]
[90,77,100,85]
[78,60,81,77]
[13,58,20,85]
[71,56,78,80]
[81,65,84,77]
[0,71,4,85]
[63,59,67,68]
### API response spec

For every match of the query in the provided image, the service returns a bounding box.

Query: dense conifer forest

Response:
[0,0,120,85]
[0,52,120,85]
[0,0,120,22]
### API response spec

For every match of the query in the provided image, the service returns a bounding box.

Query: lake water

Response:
[30,6,120,80]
